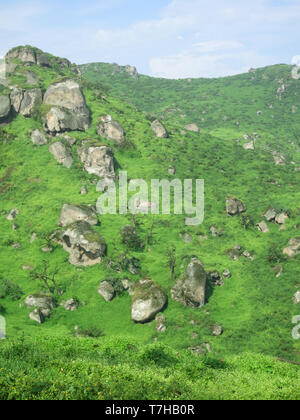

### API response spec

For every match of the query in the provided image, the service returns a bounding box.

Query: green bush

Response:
[0,280,23,301]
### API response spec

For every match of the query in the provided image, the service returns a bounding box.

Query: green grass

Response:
[0,47,300,400]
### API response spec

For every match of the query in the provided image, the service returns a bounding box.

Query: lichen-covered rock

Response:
[49,141,73,168]
[6,46,36,64]
[151,120,168,138]
[131,279,167,323]
[78,144,115,179]
[171,258,207,308]
[263,207,277,222]
[0,95,11,120]
[257,221,270,233]
[54,221,106,266]
[97,115,125,143]
[59,204,98,227]
[283,238,300,258]
[31,129,47,146]
[98,281,115,302]
[44,80,86,111]
[226,197,246,216]
[10,88,24,113]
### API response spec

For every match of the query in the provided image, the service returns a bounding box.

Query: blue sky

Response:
[0,0,300,78]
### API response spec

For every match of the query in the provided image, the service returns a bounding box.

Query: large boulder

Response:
[171,258,207,308]
[31,129,47,146]
[16,88,42,117]
[43,80,90,132]
[0,95,11,120]
[97,115,125,143]
[49,141,73,168]
[78,144,115,179]
[54,221,106,266]
[25,294,56,311]
[59,204,98,227]
[131,279,167,323]
[151,120,168,138]
[283,238,300,258]
[226,197,246,216]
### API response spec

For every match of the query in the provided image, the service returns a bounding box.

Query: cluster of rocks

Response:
[26,294,56,324]
[226,197,247,216]
[227,245,254,261]
[257,206,289,233]
[52,204,106,266]
[271,150,286,166]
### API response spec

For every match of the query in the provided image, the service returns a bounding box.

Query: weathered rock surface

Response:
[49,141,73,168]
[155,313,167,333]
[59,204,98,227]
[263,207,277,222]
[6,208,19,221]
[61,298,79,311]
[98,281,115,302]
[29,309,45,324]
[44,80,90,132]
[78,144,115,179]
[207,270,224,287]
[6,46,36,64]
[257,221,270,233]
[275,213,289,225]
[283,238,300,258]
[0,95,11,120]
[171,258,207,308]
[26,294,56,310]
[31,129,47,146]
[243,141,255,151]
[97,115,125,143]
[212,324,223,336]
[151,120,168,138]
[131,279,167,323]
[226,197,246,216]
[54,221,107,266]
[18,89,42,117]
[184,123,200,133]
[222,270,231,279]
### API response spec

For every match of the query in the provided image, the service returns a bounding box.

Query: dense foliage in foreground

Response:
[0,336,299,400]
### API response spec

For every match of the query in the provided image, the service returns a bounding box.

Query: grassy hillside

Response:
[0,47,299,400]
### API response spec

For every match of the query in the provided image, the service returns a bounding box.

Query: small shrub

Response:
[76,327,104,338]
[0,279,24,301]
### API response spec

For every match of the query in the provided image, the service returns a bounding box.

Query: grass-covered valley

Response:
[0,46,299,400]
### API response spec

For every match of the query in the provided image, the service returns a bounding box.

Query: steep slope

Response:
[0,47,300,400]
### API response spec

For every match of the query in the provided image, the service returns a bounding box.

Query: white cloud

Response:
[0,1,46,31]
[192,40,243,53]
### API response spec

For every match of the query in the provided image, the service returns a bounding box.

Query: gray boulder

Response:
[0,95,11,120]
[36,53,50,67]
[171,258,207,308]
[212,324,223,336]
[151,120,168,138]
[54,221,106,266]
[243,141,255,151]
[43,80,90,132]
[263,207,277,222]
[49,141,73,168]
[29,309,45,324]
[6,46,36,64]
[97,115,125,143]
[61,298,79,311]
[31,129,47,146]
[45,107,90,133]
[125,65,138,78]
[18,88,42,117]
[78,144,115,179]
[131,279,167,323]
[275,213,289,225]
[283,238,300,258]
[98,281,115,302]
[6,208,19,221]
[226,197,246,216]
[59,204,98,227]
[10,88,24,113]
[25,294,56,310]
[257,221,270,233]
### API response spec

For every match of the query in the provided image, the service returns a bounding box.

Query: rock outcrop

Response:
[283,238,300,258]
[59,204,98,227]
[49,141,73,168]
[78,144,115,179]
[10,88,42,117]
[26,294,56,321]
[43,80,90,132]
[54,221,107,266]
[131,279,167,323]
[151,120,168,138]
[171,258,207,308]
[97,115,125,143]
[0,95,11,121]
[226,197,246,216]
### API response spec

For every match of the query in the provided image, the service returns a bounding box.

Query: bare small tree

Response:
[30,260,60,294]
[166,245,176,282]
